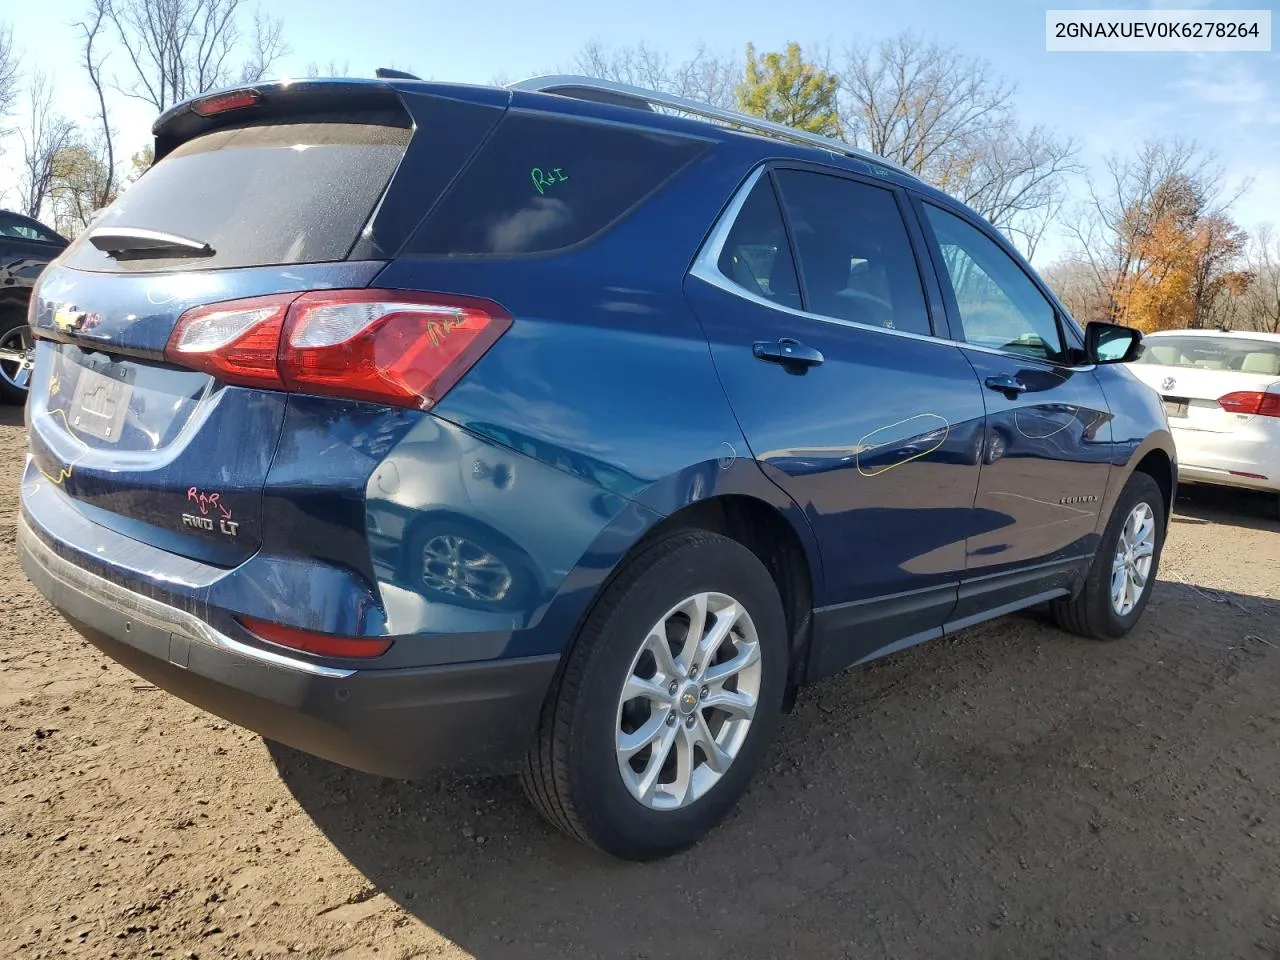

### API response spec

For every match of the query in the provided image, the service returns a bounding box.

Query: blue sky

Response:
[2,0,1276,265]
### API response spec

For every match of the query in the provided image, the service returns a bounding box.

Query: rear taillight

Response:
[238,617,393,659]
[166,294,291,389]
[1218,391,1280,417]
[164,289,511,409]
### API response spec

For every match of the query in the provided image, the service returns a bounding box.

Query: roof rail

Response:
[507,74,915,179]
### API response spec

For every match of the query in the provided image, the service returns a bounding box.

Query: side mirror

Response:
[1084,321,1144,364]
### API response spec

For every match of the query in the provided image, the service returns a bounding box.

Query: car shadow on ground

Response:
[1172,484,1278,530]
[269,578,1280,959]
[0,404,24,428]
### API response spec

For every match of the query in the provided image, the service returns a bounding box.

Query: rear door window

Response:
[62,121,411,273]
[772,169,933,336]
[409,111,709,256]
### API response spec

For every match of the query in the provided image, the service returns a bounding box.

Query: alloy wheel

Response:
[615,592,762,810]
[0,325,34,396]
[1111,502,1155,616]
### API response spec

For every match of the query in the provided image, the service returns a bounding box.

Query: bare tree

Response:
[842,34,1010,172]
[102,0,289,113]
[49,139,117,236]
[238,10,287,84]
[74,0,118,215]
[306,58,352,79]
[18,71,77,219]
[1064,138,1244,325]
[1041,257,1115,325]
[565,41,740,110]
[841,33,1078,254]
[1241,224,1280,333]
[0,22,19,133]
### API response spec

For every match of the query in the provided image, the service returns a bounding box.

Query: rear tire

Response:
[1051,471,1165,640]
[520,530,787,860]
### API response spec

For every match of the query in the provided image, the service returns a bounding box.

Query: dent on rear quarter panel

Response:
[418,309,821,657]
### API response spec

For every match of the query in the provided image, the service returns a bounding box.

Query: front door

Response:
[685,165,990,677]
[917,202,1114,621]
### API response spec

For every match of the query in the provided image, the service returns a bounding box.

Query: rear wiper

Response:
[88,226,215,260]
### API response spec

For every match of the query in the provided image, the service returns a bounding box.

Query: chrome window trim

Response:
[688,166,1098,371]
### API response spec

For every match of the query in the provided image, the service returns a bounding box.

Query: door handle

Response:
[984,374,1027,398]
[753,338,824,370]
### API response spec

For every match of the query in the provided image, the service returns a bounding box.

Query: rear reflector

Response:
[1219,391,1280,417]
[238,617,393,659]
[191,89,261,117]
[164,289,511,408]
[1229,470,1269,480]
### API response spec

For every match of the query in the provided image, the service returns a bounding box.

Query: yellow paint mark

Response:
[855,413,951,478]
[35,460,76,485]
[30,406,90,486]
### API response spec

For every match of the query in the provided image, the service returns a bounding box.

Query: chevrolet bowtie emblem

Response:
[52,307,87,333]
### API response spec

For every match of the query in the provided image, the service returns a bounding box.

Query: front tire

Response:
[520,530,787,860]
[1051,471,1165,639]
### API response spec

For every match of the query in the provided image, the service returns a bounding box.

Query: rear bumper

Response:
[1170,424,1280,494]
[1177,465,1279,494]
[19,515,558,778]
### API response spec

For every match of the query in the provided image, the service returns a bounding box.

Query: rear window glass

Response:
[62,121,410,273]
[410,111,709,257]
[1139,336,1280,375]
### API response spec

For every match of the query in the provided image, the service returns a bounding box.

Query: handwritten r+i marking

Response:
[531,167,569,195]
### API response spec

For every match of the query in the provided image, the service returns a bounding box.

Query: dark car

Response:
[0,209,68,404]
[18,75,1175,861]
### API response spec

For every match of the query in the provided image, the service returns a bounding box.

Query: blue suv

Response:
[19,75,1174,861]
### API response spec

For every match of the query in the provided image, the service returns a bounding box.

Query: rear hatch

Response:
[26,80,509,566]
[1129,334,1280,434]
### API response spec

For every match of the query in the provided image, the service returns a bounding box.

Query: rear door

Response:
[685,164,988,678]
[26,83,507,566]
[916,201,1114,615]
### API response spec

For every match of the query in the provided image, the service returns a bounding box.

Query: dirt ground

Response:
[2,402,1280,960]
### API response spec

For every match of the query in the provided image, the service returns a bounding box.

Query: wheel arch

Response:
[633,493,817,710]
[1131,446,1175,523]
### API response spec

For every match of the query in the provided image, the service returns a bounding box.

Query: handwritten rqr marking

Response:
[187,486,233,520]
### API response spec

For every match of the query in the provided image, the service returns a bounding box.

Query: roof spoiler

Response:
[375,67,422,81]
[151,79,412,161]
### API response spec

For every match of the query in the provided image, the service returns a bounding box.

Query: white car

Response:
[1127,329,1280,514]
